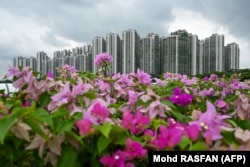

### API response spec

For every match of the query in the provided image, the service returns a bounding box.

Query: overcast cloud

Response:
[0,0,249,78]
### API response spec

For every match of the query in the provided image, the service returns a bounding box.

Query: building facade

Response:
[106,33,122,74]
[122,29,141,74]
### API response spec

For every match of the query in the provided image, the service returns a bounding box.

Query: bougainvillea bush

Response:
[0,53,250,167]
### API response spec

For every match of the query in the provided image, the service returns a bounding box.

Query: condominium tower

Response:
[122,29,141,73]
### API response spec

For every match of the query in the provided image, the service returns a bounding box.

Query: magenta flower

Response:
[47,71,54,78]
[76,118,93,136]
[167,118,199,141]
[184,124,200,141]
[189,101,231,141]
[121,111,150,134]
[152,125,183,149]
[83,99,111,125]
[91,101,110,120]
[204,76,209,81]
[124,138,147,160]
[136,69,151,85]
[94,53,113,67]
[100,150,126,167]
[170,87,193,106]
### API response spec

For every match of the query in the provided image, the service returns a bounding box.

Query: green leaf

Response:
[96,122,111,138]
[226,119,238,128]
[108,103,120,109]
[109,126,128,145]
[72,112,83,120]
[57,144,79,167]
[170,110,186,122]
[65,131,83,145]
[84,91,97,100]
[221,131,238,145]
[23,119,48,140]
[178,136,191,150]
[0,143,14,161]
[160,100,177,109]
[0,115,16,144]
[51,107,69,119]
[97,135,112,155]
[31,108,54,128]
[235,120,250,130]
[39,92,51,108]
[189,141,207,150]
[55,120,74,135]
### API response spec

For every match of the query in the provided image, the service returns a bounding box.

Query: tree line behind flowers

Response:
[0,52,249,167]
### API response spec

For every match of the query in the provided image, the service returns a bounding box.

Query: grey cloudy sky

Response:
[0,0,249,78]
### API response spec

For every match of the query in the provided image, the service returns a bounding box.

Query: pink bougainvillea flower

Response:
[100,150,126,167]
[47,71,54,78]
[91,101,110,120]
[136,69,151,85]
[94,53,113,67]
[124,138,147,160]
[184,124,200,141]
[216,99,228,109]
[72,78,93,96]
[169,87,193,106]
[83,99,111,125]
[128,90,138,105]
[167,118,199,141]
[152,125,183,150]
[147,100,169,118]
[209,74,218,81]
[7,66,21,79]
[76,118,93,136]
[121,110,150,134]
[189,101,231,141]
[48,83,73,111]
[199,88,214,97]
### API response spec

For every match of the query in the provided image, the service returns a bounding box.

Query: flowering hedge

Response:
[0,53,250,167]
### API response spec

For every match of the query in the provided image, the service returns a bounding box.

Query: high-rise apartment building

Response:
[47,59,54,75]
[204,34,224,73]
[13,56,25,67]
[141,33,160,75]
[29,57,37,71]
[161,30,196,75]
[106,33,122,74]
[36,51,49,78]
[225,43,240,71]
[122,29,141,73]
[83,45,92,54]
[189,34,199,75]
[199,40,205,74]
[92,36,106,73]
[13,29,240,77]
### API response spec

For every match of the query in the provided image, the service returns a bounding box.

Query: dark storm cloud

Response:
[0,0,249,78]
[171,0,250,40]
